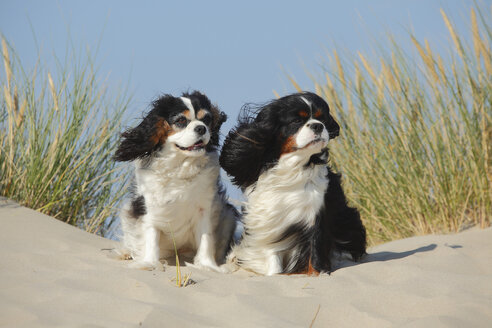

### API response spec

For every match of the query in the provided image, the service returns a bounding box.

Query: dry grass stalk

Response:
[1,39,12,92]
[471,8,482,65]
[288,75,302,92]
[309,304,321,328]
[358,52,377,84]
[333,50,346,90]
[441,9,464,59]
[47,72,59,111]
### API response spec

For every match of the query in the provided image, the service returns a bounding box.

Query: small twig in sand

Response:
[169,224,194,287]
[183,272,193,287]
[302,283,314,290]
[309,304,321,328]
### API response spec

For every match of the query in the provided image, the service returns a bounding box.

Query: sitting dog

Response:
[220,92,366,275]
[114,91,237,271]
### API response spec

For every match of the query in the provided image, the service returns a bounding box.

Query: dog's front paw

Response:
[186,256,220,272]
[351,251,367,262]
[218,261,239,273]
[129,260,166,271]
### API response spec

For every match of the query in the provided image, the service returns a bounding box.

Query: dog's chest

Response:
[136,156,219,225]
[248,164,328,228]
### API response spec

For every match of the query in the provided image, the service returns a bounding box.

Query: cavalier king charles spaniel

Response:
[115,91,237,271]
[220,92,366,275]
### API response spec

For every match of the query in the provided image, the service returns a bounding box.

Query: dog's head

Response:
[114,91,227,162]
[220,92,339,188]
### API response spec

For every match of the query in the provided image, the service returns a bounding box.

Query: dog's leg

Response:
[219,246,240,273]
[266,251,282,276]
[191,210,220,271]
[135,223,163,270]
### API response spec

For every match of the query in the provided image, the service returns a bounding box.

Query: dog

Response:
[114,91,237,271]
[219,91,366,275]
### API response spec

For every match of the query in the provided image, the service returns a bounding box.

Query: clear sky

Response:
[0,0,478,199]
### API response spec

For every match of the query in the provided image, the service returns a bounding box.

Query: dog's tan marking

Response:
[313,109,323,118]
[281,135,297,154]
[287,257,320,276]
[197,109,208,120]
[299,110,309,118]
[150,119,172,145]
[182,109,192,120]
[304,257,320,276]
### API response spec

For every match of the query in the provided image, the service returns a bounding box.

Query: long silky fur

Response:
[115,91,237,270]
[221,92,366,275]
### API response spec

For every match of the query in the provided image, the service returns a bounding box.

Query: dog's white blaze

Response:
[300,96,311,108]
[180,97,195,118]
[300,96,313,116]
[230,150,329,275]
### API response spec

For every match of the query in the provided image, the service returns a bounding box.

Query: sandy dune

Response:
[1,198,491,327]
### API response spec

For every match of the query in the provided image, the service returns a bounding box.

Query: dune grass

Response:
[170,227,193,287]
[288,7,491,245]
[0,38,130,236]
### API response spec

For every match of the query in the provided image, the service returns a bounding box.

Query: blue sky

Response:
[0,0,478,199]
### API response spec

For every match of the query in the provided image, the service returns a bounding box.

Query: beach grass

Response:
[288,7,491,245]
[0,38,130,236]
[169,225,193,287]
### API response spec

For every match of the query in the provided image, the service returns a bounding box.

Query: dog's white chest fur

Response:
[246,153,327,235]
[135,149,219,250]
[234,152,328,275]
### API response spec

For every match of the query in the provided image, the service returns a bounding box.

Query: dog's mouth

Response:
[176,140,206,152]
[305,137,327,148]
[292,137,327,152]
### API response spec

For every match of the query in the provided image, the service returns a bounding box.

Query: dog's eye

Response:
[292,118,304,125]
[175,117,188,127]
[201,114,212,126]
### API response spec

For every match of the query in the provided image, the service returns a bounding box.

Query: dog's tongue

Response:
[188,141,204,151]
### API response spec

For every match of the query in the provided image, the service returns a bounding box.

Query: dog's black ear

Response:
[114,115,170,162]
[114,96,176,162]
[208,107,227,150]
[327,113,340,139]
[220,119,277,188]
[216,111,227,129]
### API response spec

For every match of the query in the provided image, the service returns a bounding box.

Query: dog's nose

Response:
[309,122,324,134]
[194,125,207,136]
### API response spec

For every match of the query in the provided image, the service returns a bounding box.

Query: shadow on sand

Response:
[363,243,438,263]
[333,243,439,271]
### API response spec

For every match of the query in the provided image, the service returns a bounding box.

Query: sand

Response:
[1,197,491,327]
